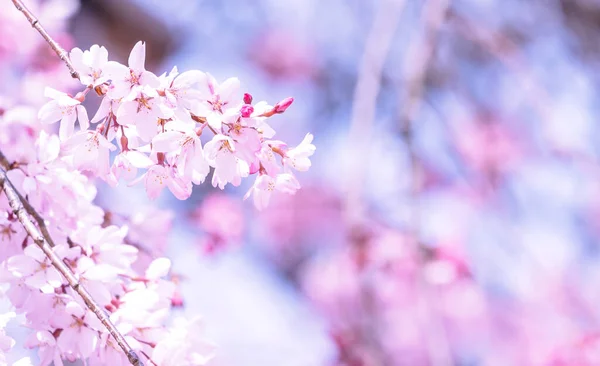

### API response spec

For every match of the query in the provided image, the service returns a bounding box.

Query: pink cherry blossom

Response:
[104,41,160,99]
[6,245,63,293]
[70,45,109,87]
[204,134,249,189]
[194,73,242,130]
[116,86,172,142]
[55,302,102,360]
[38,87,89,140]
[283,133,315,172]
[133,164,192,200]
[244,173,300,210]
[152,317,215,366]
[152,129,210,184]
[63,130,116,178]
[108,150,154,185]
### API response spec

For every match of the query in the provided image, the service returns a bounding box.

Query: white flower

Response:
[70,45,110,87]
[38,87,89,140]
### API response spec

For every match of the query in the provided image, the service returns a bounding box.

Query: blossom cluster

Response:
[1,105,214,365]
[39,42,315,209]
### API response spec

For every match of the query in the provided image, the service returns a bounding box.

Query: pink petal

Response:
[126,151,154,168]
[59,113,77,141]
[38,101,62,124]
[145,258,171,280]
[128,41,146,71]
[77,105,90,131]
[152,131,184,152]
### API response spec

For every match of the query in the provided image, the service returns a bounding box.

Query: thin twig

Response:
[344,0,406,363]
[448,11,552,125]
[11,0,80,79]
[345,0,406,223]
[398,0,453,365]
[0,167,144,366]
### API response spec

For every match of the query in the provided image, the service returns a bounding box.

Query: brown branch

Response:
[11,0,80,80]
[398,0,453,365]
[0,167,144,366]
[343,0,407,364]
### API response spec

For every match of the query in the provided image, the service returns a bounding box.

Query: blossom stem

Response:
[0,165,145,366]
[11,0,80,80]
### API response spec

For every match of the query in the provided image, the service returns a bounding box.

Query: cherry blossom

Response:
[244,173,300,211]
[70,45,110,88]
[0,4,313,363]
[152,317,215,366]
[6,245,63,293]
[104,41,160,99]
[193,74,242,130]
[38,87,89,140]
[283,133,316,172]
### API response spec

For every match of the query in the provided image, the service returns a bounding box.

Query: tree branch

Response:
[0,166,144,366]
[7,2,144,364]
[11,0,80,80]
[345,0,406,223]
[398,0,453,365]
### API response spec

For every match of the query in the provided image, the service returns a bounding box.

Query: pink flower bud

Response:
[274,97,294,114]
[240,104,254,118]
[120,135,129,151]
[243,93,253,104]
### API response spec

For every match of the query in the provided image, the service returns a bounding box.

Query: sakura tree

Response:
[0,0,314,365]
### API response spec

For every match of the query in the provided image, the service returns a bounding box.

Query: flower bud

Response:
[240,104,254,118]
[274,97,293,114]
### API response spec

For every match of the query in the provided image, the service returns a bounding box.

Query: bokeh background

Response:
[6,0,600,365]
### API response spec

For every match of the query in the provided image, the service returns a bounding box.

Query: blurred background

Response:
[6,0,600,365]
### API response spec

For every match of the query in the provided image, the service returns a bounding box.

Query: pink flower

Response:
[108,150,154,186]
[256,142,282,177]
[283,133,315,172]
[193,73,241,130]
[132,164,192,200]
[204,135,249,189]
[152,129,210,184]
[244,173,300,210]
[152,317,215,366]
[24,330,63,366]
[38,87,89,140]
[70,45,109,87]
[6,245,63,293]
[56,301,102,360]
[191,193,245,253]
[116,86,172,142]
[162,68,204,120]
[105,41,160,99]
[63,130,116,178]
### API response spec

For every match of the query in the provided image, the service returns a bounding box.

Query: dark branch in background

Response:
[5,2,145,365]
[398,0,453,365]
[11,0,79,79]
[344,0,406,364]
